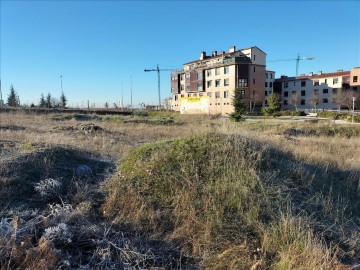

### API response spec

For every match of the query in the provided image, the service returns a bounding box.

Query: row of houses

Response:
[169,45,359,115]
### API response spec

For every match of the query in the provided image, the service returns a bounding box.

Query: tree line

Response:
[5,84,67,108]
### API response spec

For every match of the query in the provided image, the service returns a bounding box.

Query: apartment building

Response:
[350,67,360,89]
[274,68,360,110]
[170,45,266,115]
[264,70,275,105]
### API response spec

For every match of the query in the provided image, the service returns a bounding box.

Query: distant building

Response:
[170,46,267,115]
[350,67,360,89]
[275,68,360,110]
[264,70,276,105]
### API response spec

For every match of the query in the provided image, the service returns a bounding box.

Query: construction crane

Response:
[268,53,316,76]
[144,64,174,108]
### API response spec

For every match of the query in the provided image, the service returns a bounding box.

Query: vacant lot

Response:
[1,111,359,269]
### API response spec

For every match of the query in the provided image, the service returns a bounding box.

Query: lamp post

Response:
[352,96,355,124]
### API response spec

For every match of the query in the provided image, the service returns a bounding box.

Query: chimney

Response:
[229,46,236,53]
[308,72,313,76]
[212,50,217,57]
[200,51,206,60]
[318,71,322,75]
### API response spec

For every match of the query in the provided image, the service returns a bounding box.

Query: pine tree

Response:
[7,84,20,107]
[262,92,281,116]
[46,93,52,108]
[230,87,246,121]
[60,91,67,108]
[39,93,46,107]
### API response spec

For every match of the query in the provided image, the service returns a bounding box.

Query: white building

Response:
[275,69,352,110]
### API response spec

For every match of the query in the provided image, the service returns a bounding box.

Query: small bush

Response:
[34,178,62,199]
[279,110,307,116]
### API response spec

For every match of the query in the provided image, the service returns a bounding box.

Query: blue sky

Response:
[1,1,359,107]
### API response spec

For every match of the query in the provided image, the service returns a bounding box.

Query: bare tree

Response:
[290,91,300,111]
[337,90,360,111]
[310,90,320,111]
[249,91,260,112]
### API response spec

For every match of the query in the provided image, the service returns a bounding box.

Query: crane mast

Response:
[144,64,174,108]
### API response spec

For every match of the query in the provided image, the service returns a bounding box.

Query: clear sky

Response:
[1,1,359,108]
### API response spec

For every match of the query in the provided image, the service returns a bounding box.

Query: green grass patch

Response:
[104,132,360,268]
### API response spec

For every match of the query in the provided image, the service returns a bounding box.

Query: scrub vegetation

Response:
[0,110,359,269]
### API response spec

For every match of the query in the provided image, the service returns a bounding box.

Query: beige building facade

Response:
[170,46,266,115]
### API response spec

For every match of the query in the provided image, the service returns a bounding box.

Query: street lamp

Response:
[352,96,356,124]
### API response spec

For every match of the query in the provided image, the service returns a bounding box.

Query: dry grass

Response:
[1,111,360,269]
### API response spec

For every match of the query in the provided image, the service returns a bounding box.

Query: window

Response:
[215,91,220,98]
[324,79,327,84]
[265,82,268,87]
[238,79,248,87]
[323,89,328,94]
[332,88,337,95]
[270,73,273,79]
[181,94,184,97]
[253,54,256,61]
[354,76,358,83]
[197,82,203,91]
[301,81,306,87]
[270,82,273,87]
[284,82,288,88]
[224,78,229,86]
[180,75,184,81]
[253,67,256,72]
[224,66,229,74]
[323,98,328,103]
[193,93,197,97]
[171,76,176,81]
[185,73,190,78]
[265,91,268,96]
[284,100,288,105]
[197,72,202,80]
[224,91,229,98]
[265,99,268,105]
[186,85,190,92]
[207,80,212,88]
[333,78,338,84]
[207,70,212,77]
[175,95,178,101]
[266,73,268,79]
[215,79,221,87]
[253,78,255,84]
[215,68,220,75]
[207,92,212,97]
[284,91,288,97]
[239,90,245,99]
[171,87,175,93]
[314,89,319,94]
[314,81,319,86]
[301,90,306,96]
[294,81,296,86]
[292,91,297,96]
[188,94,190,97]
[301,99,305,105]
[180,84,184,90]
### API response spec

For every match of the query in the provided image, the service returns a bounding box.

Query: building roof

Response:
[275,70,350,82]
[266,70,276,73]
[183,46,265,65]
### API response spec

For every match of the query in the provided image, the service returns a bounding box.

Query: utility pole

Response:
[130,76,133,110]
[121,82,124,110]
[0,79,3,108]
[60,75,63,92]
